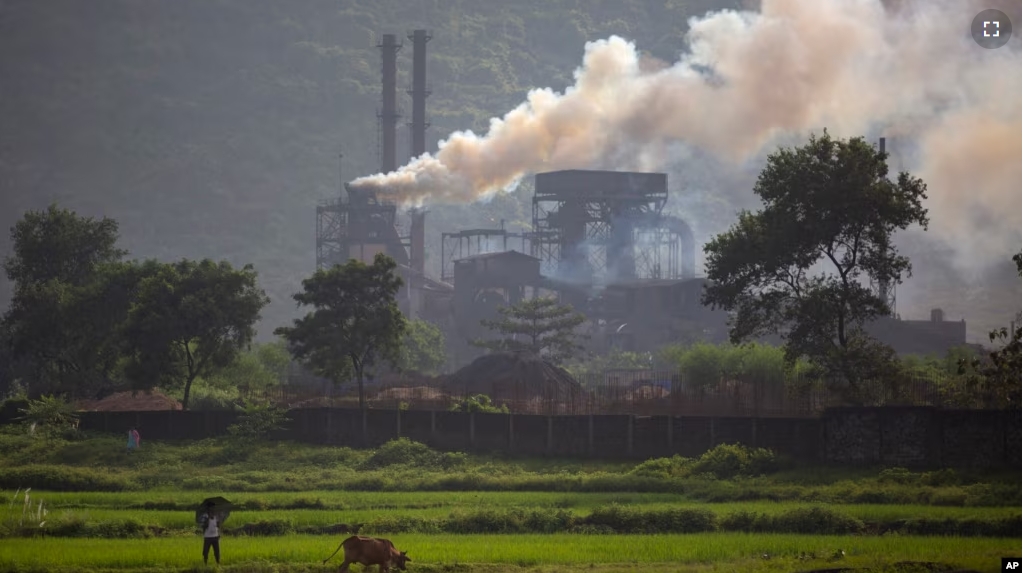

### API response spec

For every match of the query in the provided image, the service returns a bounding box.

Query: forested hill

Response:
[0,0,746,338]
[0,0,1017,342]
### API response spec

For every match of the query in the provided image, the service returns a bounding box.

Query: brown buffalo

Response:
[322,535,411,573]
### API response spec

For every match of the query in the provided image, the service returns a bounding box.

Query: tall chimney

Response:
[408,29,431,276]
[876,136,893,316]
[378,34,401,173]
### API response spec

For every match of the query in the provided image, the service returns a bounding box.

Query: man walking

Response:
[199,501,222,566]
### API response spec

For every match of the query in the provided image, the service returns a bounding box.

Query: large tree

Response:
[4,204,126,290]
[275,253,406,410]
[1,205,138,397]
[702,132,929,403]
[474,296,587,363]
[3,260,161,398]
[123,259,269,410]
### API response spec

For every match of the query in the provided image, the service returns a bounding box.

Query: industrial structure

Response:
[313,31,967,371]
[529,170,695,284]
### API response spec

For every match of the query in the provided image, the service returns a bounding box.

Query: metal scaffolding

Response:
[529,170,693,283]
[440,227,529,283]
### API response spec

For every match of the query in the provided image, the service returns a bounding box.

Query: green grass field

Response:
[1,429,1019,572]
[0,533,1018,573]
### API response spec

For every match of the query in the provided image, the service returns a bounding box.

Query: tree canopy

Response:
[474,296,587,363]
[953,252,1022,408]
[1,205,139,397]
[397,319,447,376]
[702,132,929,403]
[3,204,127,290]
[275,253,407,409]
[122,259,269,410]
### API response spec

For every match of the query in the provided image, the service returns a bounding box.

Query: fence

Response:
[68,406,1021,468]
[266,369,959,418]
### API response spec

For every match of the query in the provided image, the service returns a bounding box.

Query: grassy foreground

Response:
[1,429,1019,572]
[0,533,1017,573]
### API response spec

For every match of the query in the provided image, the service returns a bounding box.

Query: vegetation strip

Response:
[0,533,1015,572]
[2,502,1018,539]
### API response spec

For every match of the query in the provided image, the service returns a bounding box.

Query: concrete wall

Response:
[70,407,1020,468]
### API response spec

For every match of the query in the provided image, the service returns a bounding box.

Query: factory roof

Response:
[604,278,700,289]
[534,170,667,198]
[455,250,540,263]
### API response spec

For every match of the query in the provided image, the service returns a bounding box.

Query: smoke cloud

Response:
[352,0,1020,273]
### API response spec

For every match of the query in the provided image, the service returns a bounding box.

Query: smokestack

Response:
[408,29,431,160]
[408,29,431,276]
[877,136,893,316]
[378,34,401,174]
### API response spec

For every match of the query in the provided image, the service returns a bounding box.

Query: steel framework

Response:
[315,199,346,270]
[315,186,402,270]
[440,227,529,283]
[530,171,693,282]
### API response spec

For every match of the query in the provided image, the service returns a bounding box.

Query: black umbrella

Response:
[195,496,234,525]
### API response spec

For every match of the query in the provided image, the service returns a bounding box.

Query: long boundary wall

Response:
[68,407,1020,468]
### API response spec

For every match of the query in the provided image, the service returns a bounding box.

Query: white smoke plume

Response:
[352,0,1020,272]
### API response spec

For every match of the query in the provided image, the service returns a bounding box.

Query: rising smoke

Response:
[352,0,1021,275]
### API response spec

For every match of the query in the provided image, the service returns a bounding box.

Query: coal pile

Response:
[77,390,182,411]
[445,351,586,413]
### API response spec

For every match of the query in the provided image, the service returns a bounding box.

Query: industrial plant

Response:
[314,30,968,374]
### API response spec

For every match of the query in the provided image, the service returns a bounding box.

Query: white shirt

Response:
[204,515,219,538]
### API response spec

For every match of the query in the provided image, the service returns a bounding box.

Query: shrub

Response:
[185,382,240,411]
[629,455,692,479]
[689,443,778,479]
[720,507,863,534]
[878,467,917,485]
[227,401,288,440]
[450,394,509,413]
[18,395,78,435]
[584,504,715,533]
[920,468,961,487]
[359,438,467,471]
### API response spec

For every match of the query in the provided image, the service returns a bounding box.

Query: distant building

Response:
[865,308,968,356]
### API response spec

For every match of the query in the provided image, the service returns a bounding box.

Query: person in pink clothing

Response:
[127,427,140,453]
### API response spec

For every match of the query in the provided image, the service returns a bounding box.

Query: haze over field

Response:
[1,0,1019,342]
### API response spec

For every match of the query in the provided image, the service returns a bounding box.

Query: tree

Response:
[1,205,141,398]
[4,261,160,398]
[255,340,292,384]
[564,348,652,383]
[474,296,587,363]
[396,319,447,375]
[702,132,929,403]
[955,252,1022,408]
[123,259,269,410]
[18,394,79,435]
[275,254,407,410]
[4,204,126,290]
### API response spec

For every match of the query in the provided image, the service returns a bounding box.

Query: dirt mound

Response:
[628,384,670,400]
[77,390,182,411]
[446,351,584,403]
[374,386,449,401]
